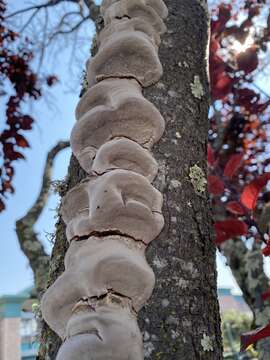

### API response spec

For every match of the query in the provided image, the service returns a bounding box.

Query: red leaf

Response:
[210,39,220,53]
[2,180,14,193]
[0,199,5,212]
[15,134,29,148]
[237,47,258,74]
[236,88,260,111]
[19,115,33,130]
[211,4,232,34]
[208,175,225,195]
[248,5,260,19]
[210,54,226,80]
[241,173,270,210]
[214,219,248,244]
[226,201,246,215]
[211,74,234,100]
[46,75,58,86]
[207,144,215,166]
[262,241,270,257]
[5,166,14,176]
[9,151,25,161]
[224,153,244,178]
[241,324,270,352]
[254,99,270,114]
[261,288,270,301]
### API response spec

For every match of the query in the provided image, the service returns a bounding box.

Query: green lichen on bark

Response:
[201,334,214,352]
[189,164,207,194]
[190,75,204,99]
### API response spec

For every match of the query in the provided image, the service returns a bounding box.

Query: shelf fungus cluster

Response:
[41,0,167,358]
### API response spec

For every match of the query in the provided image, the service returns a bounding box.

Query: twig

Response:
[46,15,90,45]
[20,8,40,32]
[5,0,78,19]
[37,7,49,72]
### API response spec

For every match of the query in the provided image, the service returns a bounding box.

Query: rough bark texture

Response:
[139,1,223,358]
[39,1,223,359]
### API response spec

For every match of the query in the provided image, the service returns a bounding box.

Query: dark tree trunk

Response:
[39,1,223,359]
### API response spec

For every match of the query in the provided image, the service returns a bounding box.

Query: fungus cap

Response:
[87,31,163,87]
[100,0,168,19]
[56,305,143,360]
[41,236,155,338]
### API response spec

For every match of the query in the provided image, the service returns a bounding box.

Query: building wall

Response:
[218,288,251,314]
[0,317,21,360]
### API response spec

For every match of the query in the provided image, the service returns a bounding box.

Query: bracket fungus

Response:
[56,298,143,360]
[92,138,158,181]
[103,0,166,35]
[71,79,165,172]
[41,0,168,358]
[98,18,162,47]
[41,236,155,338]
[100,0,168,19]
[87,31,162,87]
[61,170,164,243]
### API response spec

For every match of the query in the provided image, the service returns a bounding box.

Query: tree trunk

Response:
[222,240,270,359]
[39,1,223,359]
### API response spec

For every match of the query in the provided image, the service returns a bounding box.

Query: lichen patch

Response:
[144,341,155,357]
[201,334,213,352]
[170,179,181,188]
[153,255,168,269]
[189,164,207,194]
[190,75,204,99]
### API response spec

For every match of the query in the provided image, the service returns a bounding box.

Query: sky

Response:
[0,0,244,296]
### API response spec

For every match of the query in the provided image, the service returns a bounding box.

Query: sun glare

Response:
[231,30,255,53]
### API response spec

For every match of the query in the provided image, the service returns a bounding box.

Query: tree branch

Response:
[5,0,78,19]
[46,14,90,45]
[221,239,270,318]
[15,140,70,296]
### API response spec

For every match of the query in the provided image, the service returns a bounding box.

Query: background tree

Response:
[15,140,69,297]
[222,310,256,359]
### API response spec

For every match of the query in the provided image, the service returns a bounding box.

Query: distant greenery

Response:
[222,310,258,360]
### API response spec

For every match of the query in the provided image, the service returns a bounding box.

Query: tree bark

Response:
[222,240,270,359]
[39,1,223,359]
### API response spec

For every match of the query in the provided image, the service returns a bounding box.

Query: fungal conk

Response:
[41,0,167,358]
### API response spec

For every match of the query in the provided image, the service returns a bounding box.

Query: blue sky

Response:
[0,0,242,296]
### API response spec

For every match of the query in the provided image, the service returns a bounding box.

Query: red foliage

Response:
[46,75,58,87]
[209,0,270,347]
[224,153,244,178]
[236,47,258,74]
[211,73,234,100]
[0,0,57,210]
[211,4,232,34]
[241,324,270,352]
[207,144,215,166]
[226,201,246,215]
[208,175,225,195]
[262,240,270,257]
[241,173,270,210]
[261,288,270,301]
[236,88,260,113]
[214,219,248,244]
